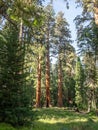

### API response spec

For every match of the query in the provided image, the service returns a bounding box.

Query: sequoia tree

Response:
[55,11,71,107]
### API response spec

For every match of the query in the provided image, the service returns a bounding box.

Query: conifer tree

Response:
[75,57,85,109]
[44,4,55,107]
[0,23,33,125]
[55,11,72,107]
[75,12,98,111]
[76,0,98,24]
[0,0,44,125]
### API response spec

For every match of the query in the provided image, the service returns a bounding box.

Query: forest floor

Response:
[0,107,98,130]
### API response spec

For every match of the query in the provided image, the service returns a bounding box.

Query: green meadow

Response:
[1,108,98,130]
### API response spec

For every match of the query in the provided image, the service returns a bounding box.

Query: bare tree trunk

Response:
[94,0,98,24]
[88,96,92,112]
[36,54,42,108]
[19,18,23,44]
[45,43,51,108]
[18,18,24,75]
[58,59,63,107]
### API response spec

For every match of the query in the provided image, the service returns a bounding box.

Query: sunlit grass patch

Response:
[33,107,98,130]
[1,108,98,130]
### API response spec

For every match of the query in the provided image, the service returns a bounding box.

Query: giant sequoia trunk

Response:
[58,58,63,107]
[45,43,51,107]
[36,54,42,108]
[45,21,51,108]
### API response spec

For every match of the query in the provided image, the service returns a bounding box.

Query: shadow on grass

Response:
[34,107,95,121]
[1,108,98,130]
[33,108,98,130]
[33,119,98,130]
[34,108,78,119]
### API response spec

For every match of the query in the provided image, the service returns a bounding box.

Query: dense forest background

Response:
[0,0,98,127]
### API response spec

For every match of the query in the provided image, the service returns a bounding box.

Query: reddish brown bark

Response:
[36,55,42,108]
[58,59,63,107]
[45,43,51,107]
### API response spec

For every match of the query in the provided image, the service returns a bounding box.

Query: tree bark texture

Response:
[19,18,23,44]
[45,34,51,107]
[36,55,42,108]
[94,0,98,24]
[45,44,51,107]
[58,59,63,107]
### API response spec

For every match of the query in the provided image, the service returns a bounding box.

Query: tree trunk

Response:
[19,18,23,43]
[18,18,24,75]
[92,89,96,110]
[36,54,42,108]
[87,89,96,112]
[58,59,63,107]
[45,43,51,108]
[94,0,98,24]
[88,96,92,112]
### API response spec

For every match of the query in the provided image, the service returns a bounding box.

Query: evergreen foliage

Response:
[75,57,85,109]
[0,24,33,126]
[74,9,98,111]
[0,0,98,127]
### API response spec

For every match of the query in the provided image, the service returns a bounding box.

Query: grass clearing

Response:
[33,108,98,130]
[0,108,98,130]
